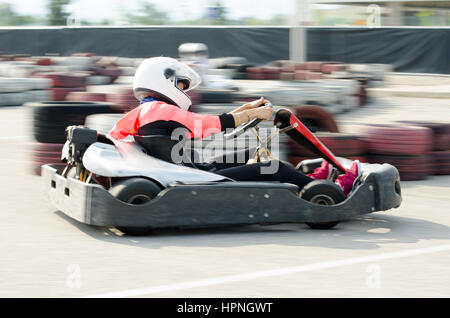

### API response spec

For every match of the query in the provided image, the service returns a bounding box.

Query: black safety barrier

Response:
[307,27,450,74]
[0,26,448,73]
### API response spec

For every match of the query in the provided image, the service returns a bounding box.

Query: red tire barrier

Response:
[66,91,107,102]
[246,67,265,80]
[90,65,122,83]
[321,63,345,74]
[280,61,296,73]
[38,72,88,88]
[294,63,306,71]
[294,105,339,133]
[288,132,366,157]
[107,87,139,112]
[28,142,65,176]
[431,150,450,175]
[261,66,280,80]
[279,72,295,80]
[294,70,323,80]
[49,87,85,101]
[305,61,324,72]
[367,154,431,181]
[396,121,450,151]
[15,57,53,66]
[314,132,366,156]
[363,124,433,156]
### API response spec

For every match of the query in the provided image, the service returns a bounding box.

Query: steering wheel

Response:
[223,102,274,140]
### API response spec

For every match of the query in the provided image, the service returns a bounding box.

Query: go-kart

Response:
[41,106,402,236]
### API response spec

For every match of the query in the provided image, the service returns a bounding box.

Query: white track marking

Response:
[83,244,450,298]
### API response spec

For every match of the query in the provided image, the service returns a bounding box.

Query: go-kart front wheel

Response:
[299,180,346,230]
[109,177,162,236]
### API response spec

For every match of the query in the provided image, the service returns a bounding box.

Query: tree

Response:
[121,1,171,25]
[0,3,40,26]
[207,0,229,25]
[47,0,71,25]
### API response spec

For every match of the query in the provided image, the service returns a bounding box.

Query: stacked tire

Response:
[287,106,350,166]
[66,91,107,102]
[27,101,117,175]
[107,87,138,113]
[363,124,434,181]
[288,132,367,167]
[28,143,66,176]
[31,71,88,101]
[397,121,450,176]
[294,105,339,133]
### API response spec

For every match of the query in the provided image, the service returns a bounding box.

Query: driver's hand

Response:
[242,97,267,110]
[248,105,275,121]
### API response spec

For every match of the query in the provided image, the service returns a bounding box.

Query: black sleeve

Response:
[218,113,235,131]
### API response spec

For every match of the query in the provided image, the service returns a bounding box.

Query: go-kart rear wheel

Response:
[109,177,162,236]
[299,180,346,230]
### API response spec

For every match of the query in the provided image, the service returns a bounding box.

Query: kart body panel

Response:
[42,157,401,228]
[82,141,230,187]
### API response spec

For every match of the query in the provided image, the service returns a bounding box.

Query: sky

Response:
[4,0,307,22]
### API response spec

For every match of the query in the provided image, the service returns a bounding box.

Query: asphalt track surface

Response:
[0,96,449,298]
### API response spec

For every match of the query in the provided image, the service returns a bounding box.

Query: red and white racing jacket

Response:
[109,101,235,140]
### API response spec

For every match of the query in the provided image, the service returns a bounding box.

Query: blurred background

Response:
[0,0,449,26]
[0,0,449,298]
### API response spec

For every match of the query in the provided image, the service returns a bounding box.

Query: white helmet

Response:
[133,56,201,111]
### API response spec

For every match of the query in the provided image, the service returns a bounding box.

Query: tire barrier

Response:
[106,87,139,113]
[367,154,431,181]
[321,63,346,74]
[243,60,387,108]
[294,105,339,133]
[287,132,367,168]
[66,91,107,102]
[396,121,450,151]
[28,142,65,176]
[0,77,54,106]
[362,124,433,156]
[90,65,122,83]
[294,70,323,80]
[288,132,366,157]
[49,87,85,101]
[356,123,441,180]
[27,101,117,144]
[431,151,450,175]
[37,71,88,88]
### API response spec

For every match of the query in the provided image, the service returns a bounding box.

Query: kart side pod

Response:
[42,162,402,229]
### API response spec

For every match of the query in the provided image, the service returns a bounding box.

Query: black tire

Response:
[108,178,162,236]
[299,180,346,230]
[26,101,118,144]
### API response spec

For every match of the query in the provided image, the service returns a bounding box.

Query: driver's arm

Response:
[230,97,265,114]
[231,106,275,127]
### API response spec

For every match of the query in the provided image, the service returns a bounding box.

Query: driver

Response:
[109,57,361,196]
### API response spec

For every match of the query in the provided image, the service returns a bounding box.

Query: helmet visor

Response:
[178,62,201,92]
